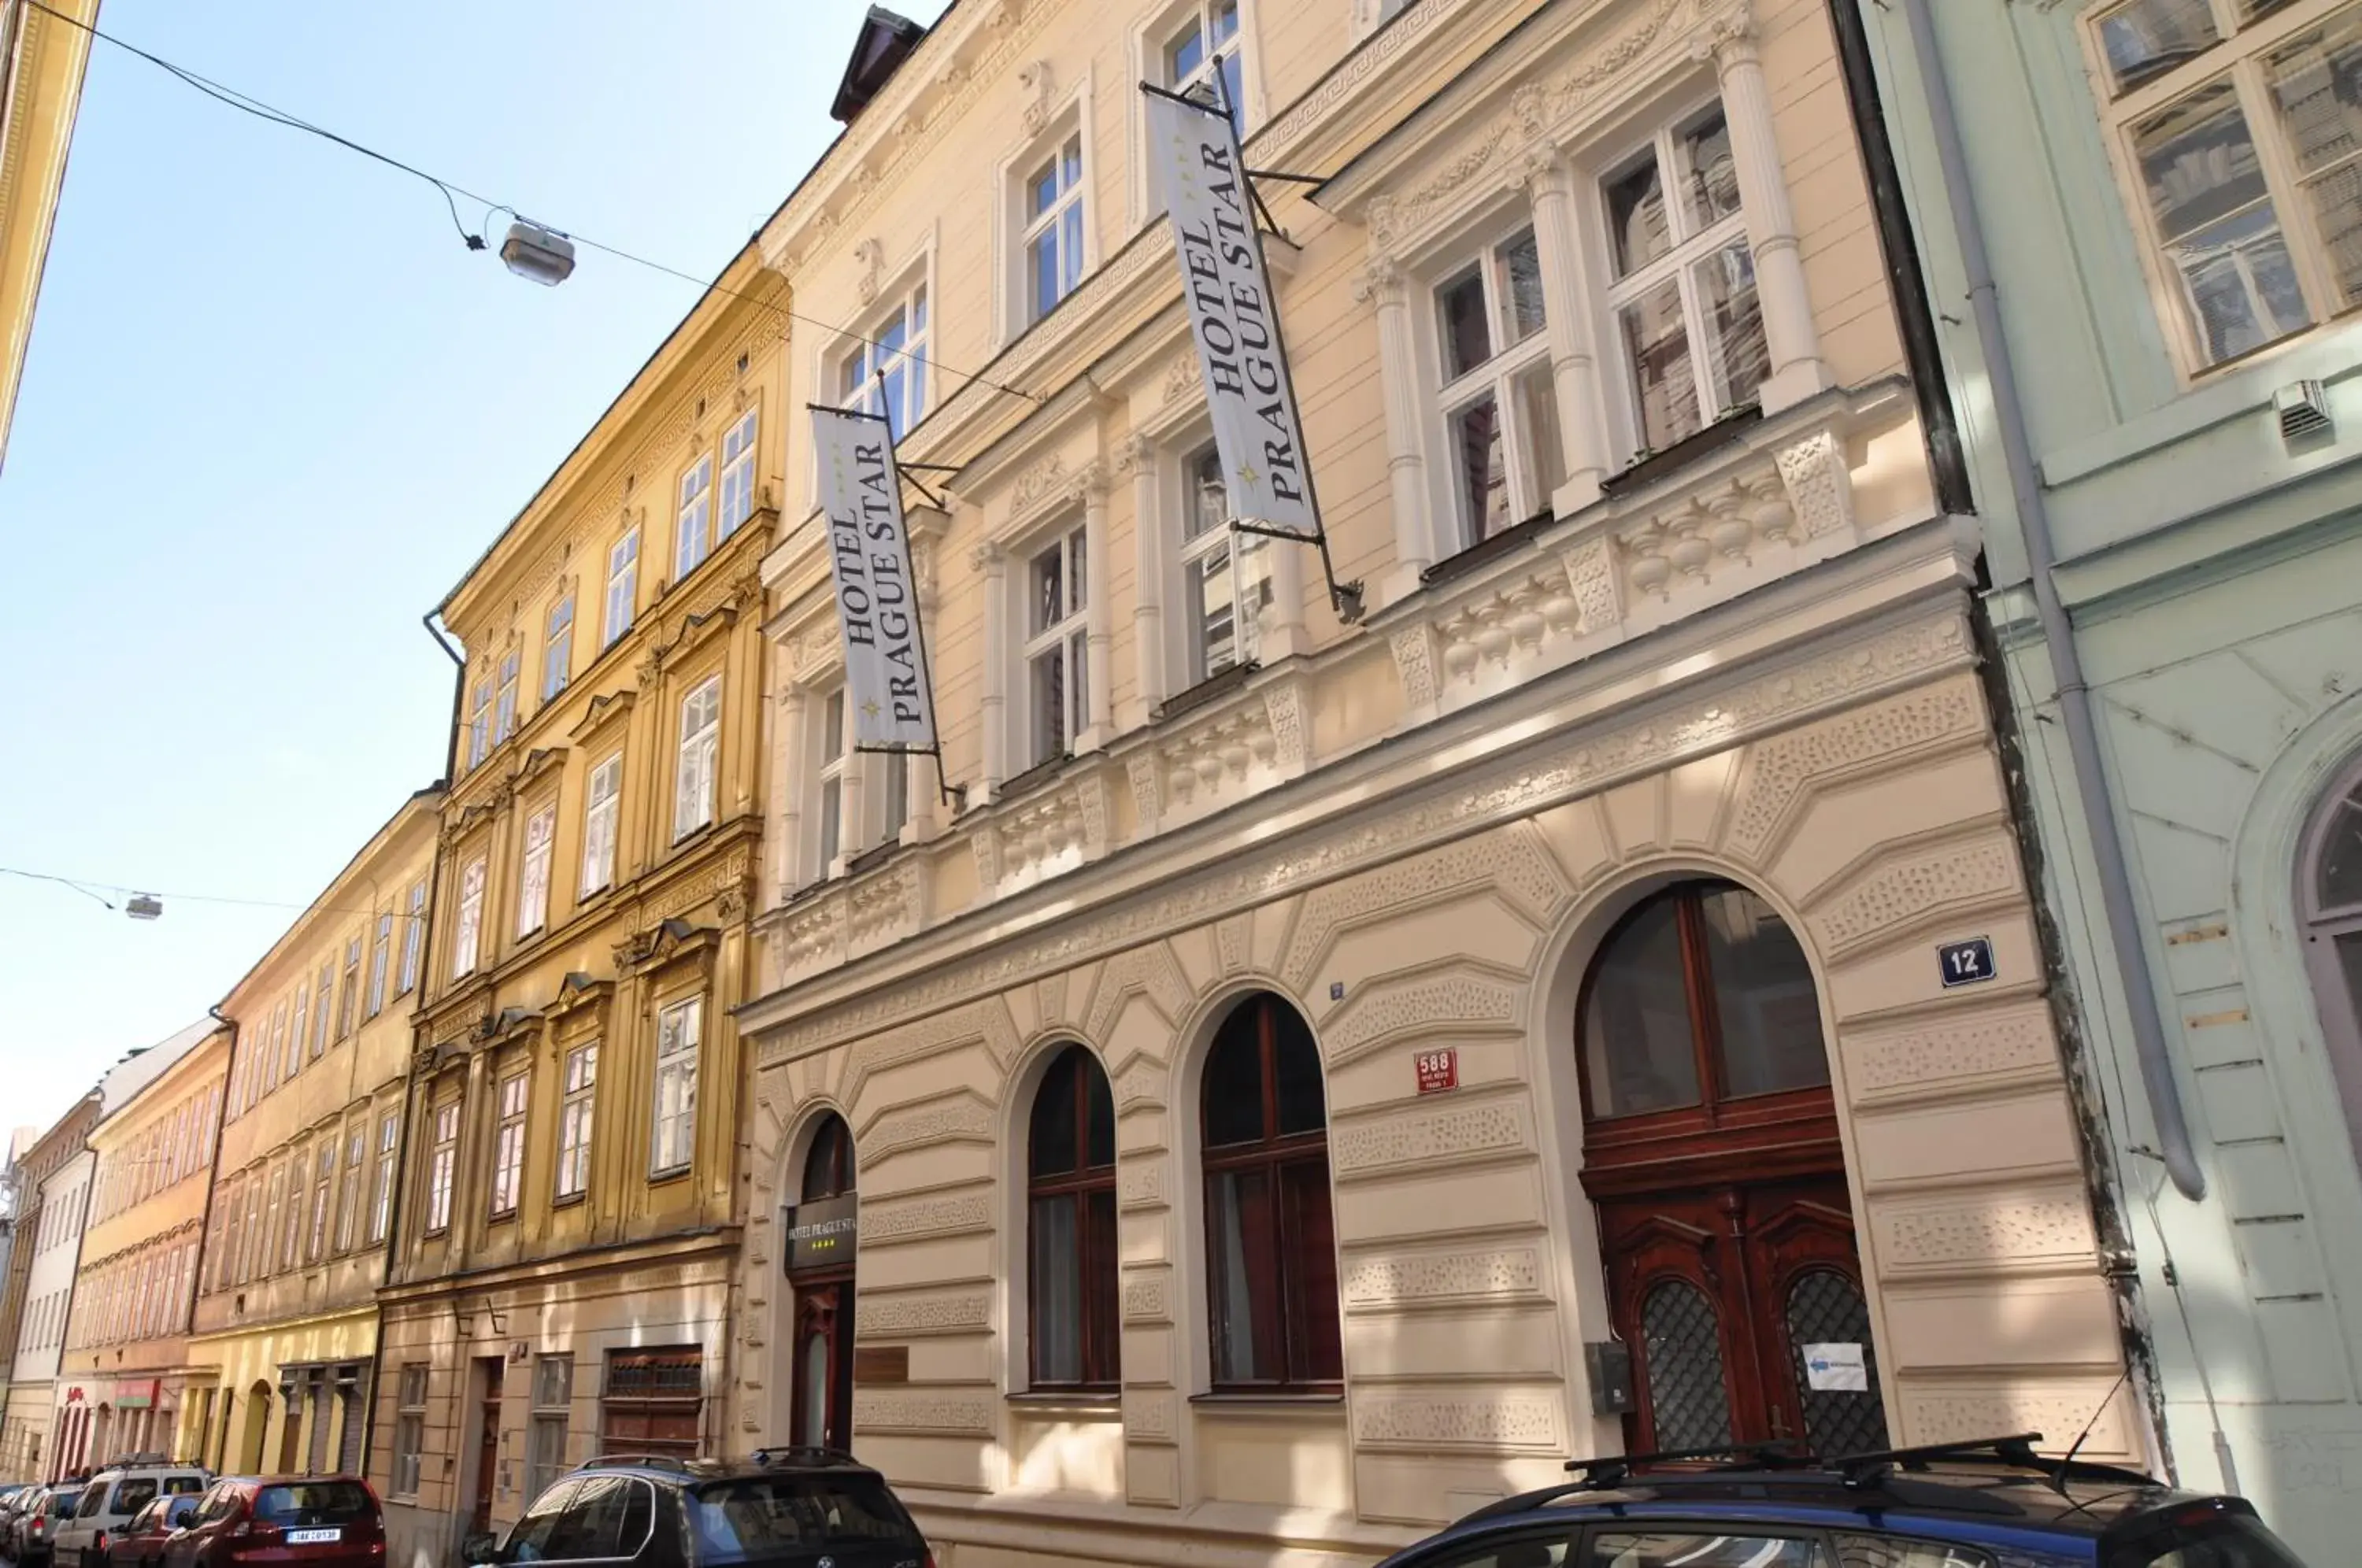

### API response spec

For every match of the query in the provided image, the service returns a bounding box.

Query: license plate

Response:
[286,1530,341,1544]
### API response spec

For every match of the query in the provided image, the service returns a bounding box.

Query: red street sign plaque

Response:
[1415,1048,1458,1095]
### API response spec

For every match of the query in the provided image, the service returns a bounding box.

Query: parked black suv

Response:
[462,1448,931,1568]
[1372,1436,2309,1567]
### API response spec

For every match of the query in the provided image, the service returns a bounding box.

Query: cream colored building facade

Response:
[0,0,98,472]
[183,790,442,1478]
[57,1023,224,1469]
[370,245,783,1568]
[3,1097,99,1481]
[732,0,2142,1564]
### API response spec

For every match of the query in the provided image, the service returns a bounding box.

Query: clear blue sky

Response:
[0,0,951,1138]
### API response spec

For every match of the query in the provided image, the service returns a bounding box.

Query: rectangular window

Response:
[335,1126,365,1253]
[816,688,847,873]
[717,410,759,540]
[517,804,556,938]
[283,1156,305,1270]
[1180,442,1268,682]
[542,594,576,701]
[676,455,714,580]
[839,285,929,440]
[494,650,521,745]
[466,676,493,771]
[392,1365,428,1496]
[307,1141,334,1262]
[490,1074,528,1218]
[426,1101,459,1234]
[398,879,426,994]
[1024,525,1089,766]
[601,1348,702,1460]
[527,1355,573,1502]
[453,856,486,978]
[239,1176,262,1284]
[284,993,305,1080]
[1024,134,1087,322]
[673,675,722,841]
[604,527,640,648]
[337,936,362,1040]
[556,1044,598,1200]
[1433,226,1561,547]
[1602,102,1764,457]
[367,914,391,1019]
[263,1164,287,1276]
[581,753,622,895]
[370,1112,398,1244]
[1163,1,1243,127]
[650,997,702,1175]
[313,959,335,1057]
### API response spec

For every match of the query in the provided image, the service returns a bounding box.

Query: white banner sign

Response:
[1146,89,1320,539]
[811,405,938,753]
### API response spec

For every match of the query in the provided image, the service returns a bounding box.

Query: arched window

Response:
[1027,1045,1118,1389]
[1201,992,1340,1390]
[2299,760,2362,1157]
[802,1111,854,1202]
[1579,879,1827,1126]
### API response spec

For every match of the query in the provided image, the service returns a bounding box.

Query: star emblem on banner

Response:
[861,697,882,719]
[1235,459,1261,487]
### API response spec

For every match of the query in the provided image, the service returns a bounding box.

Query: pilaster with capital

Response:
[972,541,1009,797]
[1120,432,1166,723]
[903,535,941,843]
[1710,23,1830,412]
[1074,461,1115,747]
[1357,250,1435,604]
[1520,146,1612,511]
[772,649,807,900]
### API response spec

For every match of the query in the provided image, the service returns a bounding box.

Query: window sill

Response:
[999,752,1074,800]
[1005,1390,1120,1411]
[1597,404,1763,499]
[488,1208,518,1226]
[1189,1390,1345,1409]
[550,1190,587,1210]
[647,1164,693,1186]
[846,839,899,878]
[1420,508,1555,590]
[1153,660,1260,723]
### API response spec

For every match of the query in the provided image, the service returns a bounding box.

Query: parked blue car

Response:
[1372,1437,2307,1567]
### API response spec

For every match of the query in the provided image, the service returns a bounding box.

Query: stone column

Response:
[1713,24,1830,412]
[976,542,1009,798]
[1523,149,1612,511]
[1261,509,1309,660]
[1358,253,1434,605]
[1124,433,1166,723]
[773,656,805,895]
[905,536,941,841]
[1078,461,1115,747]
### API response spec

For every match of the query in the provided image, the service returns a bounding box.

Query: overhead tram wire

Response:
[22,0,1046,409]
[0,864,421,924]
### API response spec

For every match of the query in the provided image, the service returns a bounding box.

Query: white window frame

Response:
[676,455,714,582]
[556,1043,598,1200]
[1427,223,1560,550]
[453,856,486,978]
[717,409,760,541]
[650,997,702,1177]
[307,1141,334,1262]
[367,913,392,1019]
[1595,93,1763,460]
[425,1101,459,1235]
[392,1365,428,1497]
[517,803,556,939]
[370,1111,398,1244]
[1021,522,1090,770]
[1159,0,1245,124]
[673,675,722,841]
[1175,438,1269,685]
[335,1125,365,1253]
[398,879,425,994]
[542,592,575,701]
[604,527,640,649]
[1022,131,1089,326]
[838,284,931,442]
[2083,0,2358,376]
[490,1072,528,1218]
[581,752,622,896]
[816,686,849,876]
[314,957,335,1056]
[494,649,521,745]
[466,675,492,771]
[338,937,362,1039]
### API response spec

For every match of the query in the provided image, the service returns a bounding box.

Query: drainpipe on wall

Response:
[1890,0,2205,1204]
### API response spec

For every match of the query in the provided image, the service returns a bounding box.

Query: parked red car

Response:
[103,1496,201,1568]
[161,1480,382,1568]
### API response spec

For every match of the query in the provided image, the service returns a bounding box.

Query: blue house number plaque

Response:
[1938,936,1997,988]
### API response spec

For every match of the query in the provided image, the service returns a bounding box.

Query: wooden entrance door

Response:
[469,1359,502,1533]
[1577,881,1889,1459]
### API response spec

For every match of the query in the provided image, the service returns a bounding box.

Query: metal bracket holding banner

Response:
[1142,62,1364,626]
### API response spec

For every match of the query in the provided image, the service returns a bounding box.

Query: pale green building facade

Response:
[1855,0,2362,1558]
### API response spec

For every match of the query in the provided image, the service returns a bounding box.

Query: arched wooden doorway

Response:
[1577,878,1888,1457]
[787,1112,857,1452]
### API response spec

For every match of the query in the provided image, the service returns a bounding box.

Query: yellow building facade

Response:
[0,0,98,470]
[369,243,783,1566]
[183,790,442,1478]
[731,1,2144,1565]
[57,1024,225,1469]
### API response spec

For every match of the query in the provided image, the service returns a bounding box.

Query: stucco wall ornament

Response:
[1343,1247,1542,1307]
[1009,451,1068,514]
[1019,59,1054,135]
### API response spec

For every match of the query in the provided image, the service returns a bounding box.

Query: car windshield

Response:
[253,1483,373,1528]
[686,1475,918,1560]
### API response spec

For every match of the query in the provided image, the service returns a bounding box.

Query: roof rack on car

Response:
[1461,1443,1811,1523]
[570,1455,698,1474]
[748,1445,860,1467]
[1827,1433,2154,1491]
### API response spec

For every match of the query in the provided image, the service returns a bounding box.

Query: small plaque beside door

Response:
[853,1346,909,1385]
